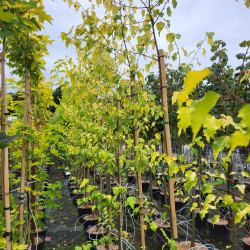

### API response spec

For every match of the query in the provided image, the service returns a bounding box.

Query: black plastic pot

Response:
[155,224,171,244]
[127,175,136,184]
[152,187,161,200]
[207,218,228,242]
[142,181,150,193]
[86,226,107,241]
[83,214,99,229]
[72,194,83,206]
[242,237,250,250]
[160,192,168,206]
[194,208,208,229]
[32,226,47,239]
[33,236,45,250]
[78,204,92,221]
[175,197,186,212]
[69,185,80,195]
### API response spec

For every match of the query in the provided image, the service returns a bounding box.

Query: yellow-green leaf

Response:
[177,69,211,106]
[191,91,220,140]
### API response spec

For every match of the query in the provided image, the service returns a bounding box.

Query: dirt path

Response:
[44,166,87,249]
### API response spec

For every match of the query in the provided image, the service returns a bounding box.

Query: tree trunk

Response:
[18,58,31,244]
[131,72,145,249]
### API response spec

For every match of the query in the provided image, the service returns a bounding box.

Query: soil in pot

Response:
[142,180,150,193]
[242,237,250,250]
[33,236,45,250]
[78,204,93,221]
[177,241,208,249]
[83,214,99,229]
[207,218,228,242]
[86,225,107,241]
[96,242,119,250]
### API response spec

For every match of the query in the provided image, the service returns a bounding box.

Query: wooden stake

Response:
[158,49,178,241]
[131,73,145,250]
[1,37,12,250]
[18,60,31,244]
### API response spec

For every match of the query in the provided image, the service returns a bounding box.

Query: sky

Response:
[5,0,250,82]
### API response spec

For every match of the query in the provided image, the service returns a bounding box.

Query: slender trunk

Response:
[18,58,31,244]
[158,49,178,241]
[116,100,123,250]
[1,37,12,250]
[227,163,233,243]
[31,95,38,250]
[131,72,145,249]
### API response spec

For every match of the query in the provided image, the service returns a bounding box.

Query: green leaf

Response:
[236,184,245,195]
[176,69,211,106]
[235,205,250,224]
[166,33,175,43]
[125,196,137,209]
[156,22,164,34]
[229,131,250,154]
[80,179,89,188]
[191,91,220,140]
[202,183,213,194]
[50,149,59,156]
[190,202,198,211]
[177,107,193,136]
[0,132,21,149]
[0,8,15,22]
[169,161,179,177]
[212,214,220,224]
[150,221,157,231]
[224,194,233,206]
[212,136,230,160]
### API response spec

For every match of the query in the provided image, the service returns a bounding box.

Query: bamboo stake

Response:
[116,100,123,250]
[18,59,31,244]
[1,37,12,250]
[158,49,178,241]
[131,73,145,250]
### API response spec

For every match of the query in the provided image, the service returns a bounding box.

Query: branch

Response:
[210,74,247,105]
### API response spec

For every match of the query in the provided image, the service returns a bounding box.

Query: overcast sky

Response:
[6,0,250,81]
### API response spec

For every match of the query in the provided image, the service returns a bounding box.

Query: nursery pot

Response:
[207,218,228,242]
[175,197,186,213]
[194,208,208,229]
[32,225,47,238]
[69,185,80,195]
[95,242,119,250]
[83,214,99,229]
[67,179,75,187]
[64,171,71,178]
[177,241,208,249]
[142,180,150,193]
[160,192,169,206]
[152,187,161,200]
[86,225,107,241]
[127,175,136,184]
[242,237,250,250]
[154,219,171,245]
[33,236,45,250]
[72,193,84,206]
[77,204,92,221]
